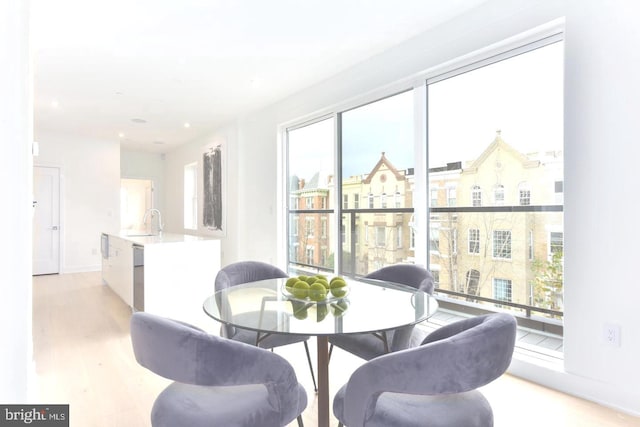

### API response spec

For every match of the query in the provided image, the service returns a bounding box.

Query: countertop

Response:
[110,231,219,246]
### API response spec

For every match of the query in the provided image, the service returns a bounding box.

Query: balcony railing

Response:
[288,204,563,335]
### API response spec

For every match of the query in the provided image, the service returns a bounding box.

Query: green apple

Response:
[308,283,327,301]
[305,276,318,285]
[292,281,310,299]
[285,277,298,292]
[316,279,330,289]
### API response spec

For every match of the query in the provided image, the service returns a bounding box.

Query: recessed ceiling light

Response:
[51,100,59,108]
[131,118,147,124]
[118,132,125,138]
[183,122,191,128]
[152,141,165,145]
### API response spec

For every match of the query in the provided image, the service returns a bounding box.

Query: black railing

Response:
[288,204,564,334]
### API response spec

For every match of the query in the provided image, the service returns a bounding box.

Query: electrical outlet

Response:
[603,323,621,347]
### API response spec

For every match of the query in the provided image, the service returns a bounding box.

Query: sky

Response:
[288,40,563,182]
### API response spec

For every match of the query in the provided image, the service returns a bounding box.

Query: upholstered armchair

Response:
[130,311,308,427]
[333,313,517,427]
[329,264,434,360]
[215,261,317,391]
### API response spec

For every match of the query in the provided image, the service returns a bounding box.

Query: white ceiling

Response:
[32,0,488,153]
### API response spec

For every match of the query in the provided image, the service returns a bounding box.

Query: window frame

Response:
[279,23,565,332]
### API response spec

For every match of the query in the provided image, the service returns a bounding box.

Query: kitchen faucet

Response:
[142,208,164,235]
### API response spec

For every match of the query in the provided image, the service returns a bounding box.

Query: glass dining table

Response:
[202,277,439,427]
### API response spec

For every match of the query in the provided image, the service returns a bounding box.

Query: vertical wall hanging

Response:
[202,143,226,236]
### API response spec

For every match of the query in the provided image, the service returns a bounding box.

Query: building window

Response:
[466,269,480,295]
[381,192,387,208]
[395,191,401,208]
[396,225,403,248]
[410,227,415,250]
[321,197,326,209]
[471,185,482,207]
[447,187,456,206]
[321,217,327,238]
[493,278,512,303]
[519,182,531,206]
[550,231,563,256]
[305,217,314,238]
[430,188,438,207]
[292,216,299,236]
[306,196,314,209]
[493,230,512,259]
[430,227,440,252]
[494,184,504,206]
[468,229,480,254]
[306,246,314,265]
[354,194,359,209]
[343,194,348,209]
[368,193,374,209]
[432,270,440,286]
[376,227,386,247]
[452,229,458,254]
[183,162,198,230]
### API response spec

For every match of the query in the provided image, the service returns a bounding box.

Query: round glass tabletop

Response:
[203,277,438,336]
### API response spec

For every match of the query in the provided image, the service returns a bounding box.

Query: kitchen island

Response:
[102,232,220,329]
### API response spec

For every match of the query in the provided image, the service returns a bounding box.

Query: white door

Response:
[33,166,60,275]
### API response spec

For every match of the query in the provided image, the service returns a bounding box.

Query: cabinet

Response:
[101,232,220,329]
[104,236,133,307]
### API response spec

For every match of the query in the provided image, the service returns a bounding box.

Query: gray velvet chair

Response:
[332,312,517,427]
[130,311,307,427]
[215,261,317,391]
[328,264,434,360]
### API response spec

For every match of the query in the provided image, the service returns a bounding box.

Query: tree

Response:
[531,251,564,313]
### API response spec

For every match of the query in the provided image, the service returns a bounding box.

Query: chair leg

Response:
[303,341,317,392]
[328,343,334,362]
[297,414,304,427]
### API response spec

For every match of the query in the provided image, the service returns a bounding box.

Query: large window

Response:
[341,91,415,275]
[428,39,564,318]
[284,33,564,325]
[287,118,335,271]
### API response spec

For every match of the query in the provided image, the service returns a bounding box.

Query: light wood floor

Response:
[32,272,640,427]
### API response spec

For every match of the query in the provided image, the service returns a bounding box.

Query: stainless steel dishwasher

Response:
[133,244,144,311]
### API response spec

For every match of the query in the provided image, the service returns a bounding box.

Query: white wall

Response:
[0,0,31,401]
[121,149,166,217]
[168,0,639,415]
[35,133,120,272]
[561,0,640,414]
[163,122,237,264]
